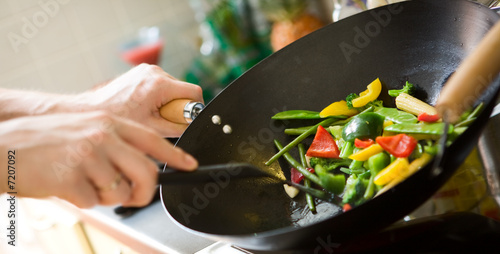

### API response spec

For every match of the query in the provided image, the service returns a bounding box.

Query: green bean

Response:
[299,143,316,213]
[284,118,350,136]
[273,140,321,186]
[454,117,476,128]
[468,103,484,119]
[271,110,321,120]
[266,117,339,166]
[348,148,364,170]
[363,174,376,200]
[284,126,312,135]
[298,143,308,167]
[339,141,354,159]
[304,180,316,212]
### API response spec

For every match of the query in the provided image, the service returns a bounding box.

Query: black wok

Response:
[161,0,500,251]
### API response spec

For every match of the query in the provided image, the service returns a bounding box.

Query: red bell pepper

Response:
[343,203,352,212]
[305,125,340,158]
[354,138,375,149]
[291,167,315,184]
[376,134,417,158]
[418,112,440,123]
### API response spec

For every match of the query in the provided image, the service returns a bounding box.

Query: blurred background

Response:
[0,0,201,94]
[0,0,336,102]
[1,0,498,100]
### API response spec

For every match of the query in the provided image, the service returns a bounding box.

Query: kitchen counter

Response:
[57,198,216,254]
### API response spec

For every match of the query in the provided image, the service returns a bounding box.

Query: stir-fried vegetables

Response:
[268,78,481,211]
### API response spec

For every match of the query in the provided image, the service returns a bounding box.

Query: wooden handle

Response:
[159,99,193,124]
[435,21,500,123]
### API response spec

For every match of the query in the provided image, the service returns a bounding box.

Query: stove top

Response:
[197,212,500,253]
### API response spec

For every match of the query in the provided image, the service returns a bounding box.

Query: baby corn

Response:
[395,93,437,116]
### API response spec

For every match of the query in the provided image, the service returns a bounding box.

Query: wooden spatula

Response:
[435,21,500,122]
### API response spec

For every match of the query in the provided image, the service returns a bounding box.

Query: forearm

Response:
[0,146,5,194]
[0,125,14,194]
[0,88,81,121]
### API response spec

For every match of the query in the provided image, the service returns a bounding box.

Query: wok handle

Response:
[435,21,500,123]
[159,99,204,124]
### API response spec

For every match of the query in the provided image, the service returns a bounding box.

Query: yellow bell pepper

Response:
[352,78,382,108]
[383,120,394,128]
[382,120,394,136]
[376,153,432,195]
[319,100,359,118]
[373,157,409,186]
[348,144,384,161]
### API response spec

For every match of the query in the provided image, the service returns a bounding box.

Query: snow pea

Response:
[374,107,417,124]
[384,122,454,135]
[342,112,385,142]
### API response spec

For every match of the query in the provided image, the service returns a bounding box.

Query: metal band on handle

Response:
[183,101,205,123]
[159,99,205,124]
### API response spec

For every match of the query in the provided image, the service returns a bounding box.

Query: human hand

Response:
[75,64,203,137]
[0,111,197,208]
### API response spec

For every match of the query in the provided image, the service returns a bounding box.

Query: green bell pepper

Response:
[315,164,346,195]
[342,112,385,142]
[367,152,390,175]
[363,152,390,199]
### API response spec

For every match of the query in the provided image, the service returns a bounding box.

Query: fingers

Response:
[58,170,99,208]
[62,183,99,208]
[82,152,132,206]
[83,113,197,207]
[104,115,197,206]
[114,117,198,171]
[151,117,189,137]
[104,135,158,206]
[166,80,204,104]
[143,64,204,104]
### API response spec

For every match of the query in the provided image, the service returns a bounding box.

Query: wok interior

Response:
[161,0,500,247]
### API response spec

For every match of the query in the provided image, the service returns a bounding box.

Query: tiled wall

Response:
[0,0,200,93]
